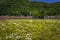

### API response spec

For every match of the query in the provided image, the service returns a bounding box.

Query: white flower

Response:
[6,34,14,39]
[16,36,21,39]
[29,20,32,22]
[16,24,19,26]
[26,24,28,26]
[6,36,12,39]
[25,37,32,40]
[26,33,31,36]
[13,23,16,24]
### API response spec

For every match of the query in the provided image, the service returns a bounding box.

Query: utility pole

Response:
[30,11,31,16]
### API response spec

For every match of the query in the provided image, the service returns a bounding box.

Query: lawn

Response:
[0,19,60,40]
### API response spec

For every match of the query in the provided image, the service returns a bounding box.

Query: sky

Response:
[30,0,60,3]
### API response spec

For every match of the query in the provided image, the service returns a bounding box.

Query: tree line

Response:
[0,0,60,18]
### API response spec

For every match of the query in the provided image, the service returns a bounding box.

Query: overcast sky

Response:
[30,0,60,3]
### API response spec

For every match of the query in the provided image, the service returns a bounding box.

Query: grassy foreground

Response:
[0,19,60,40]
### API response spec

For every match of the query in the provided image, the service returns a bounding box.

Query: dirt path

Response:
[0,16,33,19]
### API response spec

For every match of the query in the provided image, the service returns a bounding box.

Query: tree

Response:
[0,0,60,18]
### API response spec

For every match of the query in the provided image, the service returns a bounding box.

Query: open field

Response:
[0,19,60,40]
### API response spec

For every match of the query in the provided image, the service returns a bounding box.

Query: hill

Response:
[0,0,60,18]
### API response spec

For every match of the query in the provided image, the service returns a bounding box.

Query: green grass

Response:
[0,19,60,40]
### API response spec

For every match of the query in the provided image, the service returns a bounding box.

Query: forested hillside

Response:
[0,0,60,18]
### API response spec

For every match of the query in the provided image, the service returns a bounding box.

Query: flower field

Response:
[0,19,60,40]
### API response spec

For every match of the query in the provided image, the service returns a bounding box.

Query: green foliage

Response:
[0,0,60,17]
